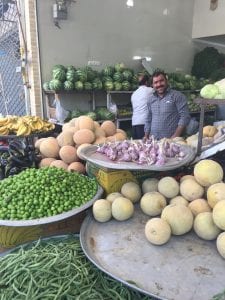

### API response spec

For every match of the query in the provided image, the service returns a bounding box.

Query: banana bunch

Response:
[0,115,55,136]
[0,225,42,248]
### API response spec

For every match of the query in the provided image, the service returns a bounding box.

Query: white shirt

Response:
[131,85,153,126]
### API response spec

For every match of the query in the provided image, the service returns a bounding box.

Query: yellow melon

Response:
[169,196,189,206]
[106,192,122,203]
[212,200,225,230]
[194,212,221,240]
[140,192,167,216]
[180,179,204,201]
[161,204,193,235]
[216,232,225,259]
[207,182,225,208]
[194,159,223,187]
[180,175,196,183]
[93,199,112,222]
[188,198,211,216]
[111,197,134,221]
[158,177,179,198]
[145,218,171,245]
[142,178,159,194]
[121,181,142,203]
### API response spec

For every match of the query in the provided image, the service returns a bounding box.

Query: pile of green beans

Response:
[0,237,153,300]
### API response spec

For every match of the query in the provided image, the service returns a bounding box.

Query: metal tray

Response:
[80,205,225,300]
[0,186,103,227]
[79,143,196,171]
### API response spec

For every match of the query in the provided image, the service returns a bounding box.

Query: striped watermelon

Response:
[75,69,87,82]
[122,69,133,81]
[84,82,92,90]
[113,72,123,83]
[114,63,125,72]
[74,81,84,91]
[122,81,131,91]
[42,82,50,91]
[49,79,64,91]
[102,66,114,77]
[64,81,74,91]
[52,68,66,82]
[104,81,114,91]
[114,82,122,91]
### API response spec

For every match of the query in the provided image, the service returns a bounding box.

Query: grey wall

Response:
[36,0,196,111]
[37,0,196,78]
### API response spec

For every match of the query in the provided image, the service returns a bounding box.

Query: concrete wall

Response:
[192,0,225,38]
[37,0,195,80]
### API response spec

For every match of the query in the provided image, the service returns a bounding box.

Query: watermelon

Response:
[132,74,138,84]
[49,79,64,91]
[115,63,125,72]
[121,81,131,91]
[92,79,103,90]
[122,69,133,81]
[84,82,92,90]
[64,80,74,91]
[84,66,96,81]
[66,69,77,82]
[102,66,114,77]
[131,83,138,90]
[102,76,113,83]
[75,69,87,82]
[52,64,66,72]
[74,81,84,91]
[52,68,66,82]
[104,81,114,91]
[42,82,50,91]
[85,111,97,121]
[114,82,122,91]
[67,65,76,72]
[113,72,123,83]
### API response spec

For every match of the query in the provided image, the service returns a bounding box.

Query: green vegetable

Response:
[191,47,222,79]
[0,237,151,300]
[200,84,219,99]
[0,167,98,220]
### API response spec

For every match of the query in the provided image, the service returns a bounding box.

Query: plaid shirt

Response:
[144,88,190,139]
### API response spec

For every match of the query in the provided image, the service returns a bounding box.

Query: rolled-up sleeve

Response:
[144,100,152,134]
[176,93,191,127]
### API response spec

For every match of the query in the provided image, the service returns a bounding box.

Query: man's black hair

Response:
[151,69,168,84]
[138,74,150,86]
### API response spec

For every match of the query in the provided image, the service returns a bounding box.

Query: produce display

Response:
[0,115,54,136]
[96,138,186,166]
[66,106,115,122]
[0,167,98,220]
[0,237,150,300]
[36,116,127,171]
[43,63,140,92]
[92,159,225,260]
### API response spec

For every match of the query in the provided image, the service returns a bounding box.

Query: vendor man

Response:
[144,70,191,140]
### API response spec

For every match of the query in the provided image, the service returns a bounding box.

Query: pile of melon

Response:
[35,116,127,172]
[92,159,225,260]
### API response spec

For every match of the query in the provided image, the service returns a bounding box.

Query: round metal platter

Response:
[79,143,196,171]
[0,186,103,227]
[80,205,225,300]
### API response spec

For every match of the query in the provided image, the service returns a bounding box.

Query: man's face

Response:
[152,74,168,96]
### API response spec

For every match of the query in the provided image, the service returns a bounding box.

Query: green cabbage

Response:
[200,84,219,99]
[215,79,225,98]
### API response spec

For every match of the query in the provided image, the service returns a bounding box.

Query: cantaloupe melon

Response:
[180,179,204,201]
[194,212,221,240]
[94,121,100,129]
[111,197,134,221]
[158,177,179,198]
[63,127,79,135]
[68,162,86,174]
[216,232,225,259]
[39,157,56,168]
[40,138,60,158]
[94,128,106,139]
[93,137,107,144]
[121,181,141,203]
[34,138,46,150]
[188,198,211,216]
[59,145,78,164]
[101,121,116,137]
[142,178,159,194]
[106,192,122,203]
[194,159,223,187]
[57,131,75,147]
[78,116,94,131]
[212,200,225,230]
[145,218,171,245]
[140,192,167,216]
[161,204,193,235]
[180,175,196,183]
[73,129,95,145]
[93,199,112,222]
[50,160,68,170]
[207,182,225,208]
[113,132,126,141]
[62,122,75,131]
[69,118,78,127]
[169,196,189,206]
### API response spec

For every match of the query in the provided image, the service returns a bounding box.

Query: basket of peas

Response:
[0,167,103,226]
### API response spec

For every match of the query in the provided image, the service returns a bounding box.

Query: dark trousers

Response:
[132,125,145,139]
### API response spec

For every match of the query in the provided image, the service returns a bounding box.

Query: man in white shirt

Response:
[131,74,153,139]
